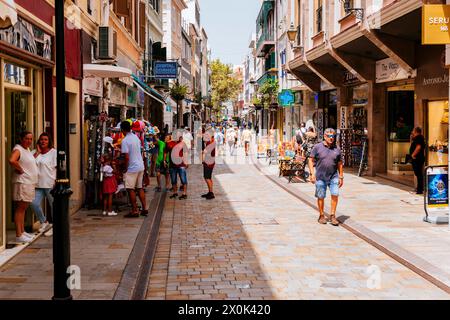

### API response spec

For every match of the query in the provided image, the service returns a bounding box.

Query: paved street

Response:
[146,147,450,300]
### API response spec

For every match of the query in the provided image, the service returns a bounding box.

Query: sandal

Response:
[140,209,149,217]
[329,215,339,226]
[318,216,327,224]
[124,212,140,218]
[169,193,178,199]
[179,195,187,200]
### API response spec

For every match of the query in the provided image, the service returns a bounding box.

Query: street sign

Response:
[422,5,450,45]
[278,89,295,107]
[154,61,178,79]
[424,166,449,224]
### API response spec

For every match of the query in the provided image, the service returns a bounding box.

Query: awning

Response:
[0,0,17,29]
[131,74,166,105]
[83,64,132,78]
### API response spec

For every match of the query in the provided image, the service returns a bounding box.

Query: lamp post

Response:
[52,0,73,300]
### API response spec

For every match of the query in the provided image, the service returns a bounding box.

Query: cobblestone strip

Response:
[251,157,450,294]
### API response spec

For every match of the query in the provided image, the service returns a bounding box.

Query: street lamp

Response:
[287,23,297,43]
[52,0,73,300]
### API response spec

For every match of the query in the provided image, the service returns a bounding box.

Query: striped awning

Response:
[0,0,17,29]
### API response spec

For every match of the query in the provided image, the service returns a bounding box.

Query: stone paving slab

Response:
[146,148,450,300]
[0,188,156,300]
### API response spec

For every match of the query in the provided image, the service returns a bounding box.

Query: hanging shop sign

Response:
[422,5,450,45]
[340,106,348,129]
[154,61,178,79]
[127,87,137,107]
[343,71,360,86]
[83,76,103,97]
[0,16,52,61]
[376,58,417,83]
[109,82,126,106]
[424,166,449,224]
[317,109,324,141]
[278,89,295,107]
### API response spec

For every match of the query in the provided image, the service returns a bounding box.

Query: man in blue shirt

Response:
[308,128,344,226]
[121,121,147,218]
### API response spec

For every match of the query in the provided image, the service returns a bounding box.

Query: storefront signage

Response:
[343,71,360,86]
[109,82,126,106]
[0,17,52,61]
[340,106,348,129]
[154,61,178,79]
[422,5,450,45]
[376,58,416,83]
[83,76,103,97]
[317,109,324,141]
[416,46,448,100]
[278,89,295,107]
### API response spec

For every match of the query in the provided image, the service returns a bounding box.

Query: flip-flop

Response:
[318,216,327,224]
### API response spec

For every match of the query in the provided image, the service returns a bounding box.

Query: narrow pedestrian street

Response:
[145,148,449,300]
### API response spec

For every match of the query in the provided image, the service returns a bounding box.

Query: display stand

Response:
[424,165,449,224]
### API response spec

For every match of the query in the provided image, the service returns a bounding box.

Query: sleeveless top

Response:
[12,144,39,185]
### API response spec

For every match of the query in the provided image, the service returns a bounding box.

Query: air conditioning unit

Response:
[97,26,117,60]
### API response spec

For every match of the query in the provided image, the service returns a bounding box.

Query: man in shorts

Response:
[121,121,148,218]
[155,133,170,192]
[308,128,344,226]
[165,132,189,200]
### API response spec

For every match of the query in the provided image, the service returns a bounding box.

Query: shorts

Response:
[203,165,214,180]
[170,167,188,186]
[156,164,168,175]
[244,141,250,146]
[124,171,144,189]
[315,176,340,199]
[13,183,35,203]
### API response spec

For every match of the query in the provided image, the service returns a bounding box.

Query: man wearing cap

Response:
[120,121,148,217]
[308,128,344,226]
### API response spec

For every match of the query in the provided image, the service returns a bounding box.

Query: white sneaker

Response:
[23,232,35,239]
[39,222,49,233]
[16,235,32,243]
[102,211,107,216]
[44,229,53,237]
[108,211,118,216]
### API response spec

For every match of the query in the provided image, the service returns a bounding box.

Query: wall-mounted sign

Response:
[83,76,103,97]
[127,87,137,107]
[343,71,360,86]
[340,106,348,129]
[376,58,417,83]
[278,89,295,107]
[154,61,178,79]
[422,5,450,45]
[109,82,126,106]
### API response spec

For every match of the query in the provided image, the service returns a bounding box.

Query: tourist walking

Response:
[166,133,189,200]
[120,121,148,218]
[9,131,39,243]
[30,132,56,235]
[202,128,216,200]
[155,133,171,192]
[308,128,343,226]
[410,127,426,195]
[101,155,118,216]
[226,127,236,155]
[242,125,252,156]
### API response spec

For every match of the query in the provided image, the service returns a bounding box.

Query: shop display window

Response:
[428,100,449,166]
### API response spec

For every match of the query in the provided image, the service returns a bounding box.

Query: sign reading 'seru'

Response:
[422,5,450,45]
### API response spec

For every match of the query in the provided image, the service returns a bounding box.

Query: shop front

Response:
[0,15,53,251]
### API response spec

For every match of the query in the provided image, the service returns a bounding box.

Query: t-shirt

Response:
[32,148,57,188]
[183,131,193,149]
[227,130,236,142]
[242,129,252,142]
[102,165,114,178]
[410,135,426,163]
[310,142,342,182]
[121,133,145,173]
[156,140,166,166]
[203,140,216,169]
[13,144,39,185]
[165,141,186,168]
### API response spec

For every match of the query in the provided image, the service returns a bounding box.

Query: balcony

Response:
[255,0,275,58]
[257,71,277,87]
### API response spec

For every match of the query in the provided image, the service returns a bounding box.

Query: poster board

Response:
[424,165,449,224]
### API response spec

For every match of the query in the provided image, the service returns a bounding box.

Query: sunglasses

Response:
[326,134,336,138]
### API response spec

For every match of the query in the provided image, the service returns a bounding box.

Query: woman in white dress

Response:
[9,131,39,243]
[30,132,57,235]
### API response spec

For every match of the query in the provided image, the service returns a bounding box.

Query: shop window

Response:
[428,100,449,166]
[4,62,29,86]
[387,91,414,141]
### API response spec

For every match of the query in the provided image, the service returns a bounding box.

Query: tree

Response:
[170,81,188,128]
[210,59,242,120]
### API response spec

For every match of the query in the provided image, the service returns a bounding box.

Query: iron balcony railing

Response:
[256,71,276,87]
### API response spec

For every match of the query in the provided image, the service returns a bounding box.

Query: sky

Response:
[200,0,261,66]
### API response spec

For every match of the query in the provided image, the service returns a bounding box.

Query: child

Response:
[102,155,118,216]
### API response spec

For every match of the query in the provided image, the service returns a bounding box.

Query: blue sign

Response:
[427,173,448,207]
[278,89,295,107]
[154,62,178,79]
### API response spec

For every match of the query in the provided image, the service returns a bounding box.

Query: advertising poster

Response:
[427,173,449,208]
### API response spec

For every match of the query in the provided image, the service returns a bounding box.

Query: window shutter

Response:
[139,2,146,48]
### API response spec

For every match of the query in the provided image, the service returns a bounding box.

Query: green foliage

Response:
[258,78,279,107]
[170,82,188,102]
[210,59,242,112]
